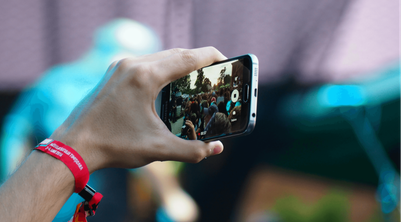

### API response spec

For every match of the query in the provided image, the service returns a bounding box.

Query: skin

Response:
[185,120,197,140]
[0,47,226,222]
[184,101,192,114]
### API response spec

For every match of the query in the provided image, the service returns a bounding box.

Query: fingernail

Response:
[213,145,222,154]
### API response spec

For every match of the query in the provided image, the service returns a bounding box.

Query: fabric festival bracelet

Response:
[35,139,103,221]
[35,138,89,193]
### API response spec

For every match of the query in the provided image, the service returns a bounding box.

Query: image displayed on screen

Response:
[168,59,245,140]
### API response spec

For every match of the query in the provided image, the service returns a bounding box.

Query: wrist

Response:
[31,150,76,191]
[50,126,102,174]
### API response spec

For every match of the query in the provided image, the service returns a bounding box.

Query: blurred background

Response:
[0,0,400,222]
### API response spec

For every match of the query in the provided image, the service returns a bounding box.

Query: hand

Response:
[51,47,226,173]
[185,120,197,140]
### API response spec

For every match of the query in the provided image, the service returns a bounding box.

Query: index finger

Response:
[150,46,227,87]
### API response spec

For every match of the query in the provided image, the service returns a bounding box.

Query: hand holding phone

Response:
[157,54,259,141]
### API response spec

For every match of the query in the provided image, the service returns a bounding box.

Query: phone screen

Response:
[161,56,254,141]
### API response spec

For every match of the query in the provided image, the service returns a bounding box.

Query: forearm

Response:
[0,150,75,222]
[188,130,197,140]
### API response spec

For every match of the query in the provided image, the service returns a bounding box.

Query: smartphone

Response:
[156,54,258,141]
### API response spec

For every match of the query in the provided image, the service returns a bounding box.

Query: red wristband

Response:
[35,139,89,193]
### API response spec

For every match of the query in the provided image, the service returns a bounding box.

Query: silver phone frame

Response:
[244,53,259,136]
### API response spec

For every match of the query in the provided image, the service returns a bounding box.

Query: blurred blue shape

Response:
[319,62,400,109]
[317,85,365,107]
[156,207,175,222]
[377,171,400,214]
[95,18,161,56]
[340,106,400,216]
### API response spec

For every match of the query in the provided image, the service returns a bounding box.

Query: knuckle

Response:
[205,46,223,59]
[116,58,131,71]
[191,149,206,163]
[129,64,153,87]
[168,48,183,55]
[135,63,152,76]
[206,46,218,53]
[114,58,137,78]
[179,50,197,70]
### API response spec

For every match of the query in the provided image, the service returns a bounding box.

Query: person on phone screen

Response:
[204,112,231,138]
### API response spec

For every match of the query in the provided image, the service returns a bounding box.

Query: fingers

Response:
[106,47,226,94]
[159,134,224,163]
[110,48,187,67]
[135,48,186,63]
[105,48,187,77]
[185,120,194,127]
[151,46,227,87]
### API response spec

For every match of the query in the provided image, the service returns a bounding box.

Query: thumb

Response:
[161,134,224,163]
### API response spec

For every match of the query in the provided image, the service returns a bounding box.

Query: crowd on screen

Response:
[169,86,242,140]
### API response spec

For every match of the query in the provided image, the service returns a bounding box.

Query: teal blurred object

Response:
[317,85,366,107]
[278,62,400,217]
[0,18,161,222]
[281,62,400,120]
[341,107,400,214]
[156,207,175,222]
